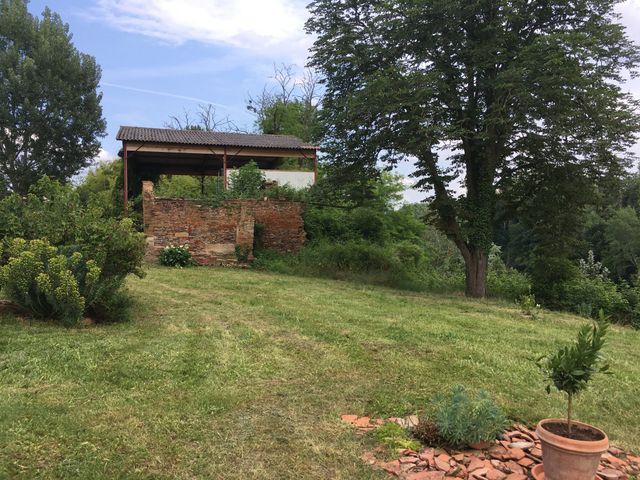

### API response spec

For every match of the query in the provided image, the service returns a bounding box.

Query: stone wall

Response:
[142,181,305,265]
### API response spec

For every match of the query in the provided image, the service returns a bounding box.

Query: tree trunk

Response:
[462,246,488,298]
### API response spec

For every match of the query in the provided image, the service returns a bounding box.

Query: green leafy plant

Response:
[0,238,104,326]
[235,244,252,263]
[519,293,541,319]
[432,385,509,448]
[537,313,610,434]
[159,244,193,267]
[227,161,265,198]
[373,422,421,451]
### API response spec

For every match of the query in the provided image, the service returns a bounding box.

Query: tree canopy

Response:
[306,0,640,297]
[0,0,106,196]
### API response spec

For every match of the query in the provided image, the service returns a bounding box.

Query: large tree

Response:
[247,64,320,143]
[0,0,106,196]
[306,0,640,297]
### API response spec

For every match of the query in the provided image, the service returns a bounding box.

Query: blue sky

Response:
[27,0,640,202]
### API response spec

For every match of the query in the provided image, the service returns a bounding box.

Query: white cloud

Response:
[95,147,114,164]
[91,0,311,62]
[618,1,640,43]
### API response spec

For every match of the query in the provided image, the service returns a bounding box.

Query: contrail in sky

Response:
[100,82,246,114]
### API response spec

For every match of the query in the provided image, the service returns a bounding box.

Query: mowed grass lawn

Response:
[1,266,639,479]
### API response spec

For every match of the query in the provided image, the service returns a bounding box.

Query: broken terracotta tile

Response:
[485,467,507,480]
[435,454,452,472]
[341,414,358,424]
[406,471,445,480]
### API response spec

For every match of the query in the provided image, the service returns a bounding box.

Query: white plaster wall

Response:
[262,170,314,189]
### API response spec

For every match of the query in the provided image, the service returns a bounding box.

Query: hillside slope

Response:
[1,266,638,478]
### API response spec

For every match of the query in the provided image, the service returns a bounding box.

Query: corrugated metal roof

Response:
[117,126,316,150]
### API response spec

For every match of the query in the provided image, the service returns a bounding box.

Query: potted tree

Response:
[533,314,611,480]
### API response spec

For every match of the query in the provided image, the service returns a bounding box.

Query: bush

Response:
[87,288,135,323]
[561,274,629,319]
[432,385,508,448]
[412,418,442,445]
[372,422,421,451]
[532,255,579,308]
[0,239,107,326]
[518,293,541,319]
[0,178,145,324]
[487,267,531,302]
[159,244,193,267]
[227,161,265,198]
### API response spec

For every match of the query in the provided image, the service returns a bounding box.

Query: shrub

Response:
[87,288,135,323]
[579,250,610,281]
[303,207,355,243]
[412,418,442,445]
[373,422,421,451]
[561,274,628,319]
[432,385,509,448]
[395,241,426,268]
[486,246,531,301]
[0,179,146,325]
[537,316,610,434]
[350,208,388,243]
[487,268,531,301]
[227,161,265,198]
[235,244,251,263]
[159,244,193,267]
[532,255,579,308]
[0,239,105,326]
[0,178,145,281]
[518,293,541,319]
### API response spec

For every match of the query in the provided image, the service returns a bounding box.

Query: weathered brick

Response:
[142,181,305,265]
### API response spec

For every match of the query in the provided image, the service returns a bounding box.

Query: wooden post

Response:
[313,150,317,184]
[223,146,228,190]
[123,141,128,215]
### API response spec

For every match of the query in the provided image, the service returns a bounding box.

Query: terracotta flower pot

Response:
[536,418,608,480]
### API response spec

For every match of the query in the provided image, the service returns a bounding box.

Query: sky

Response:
[26,0,640,203]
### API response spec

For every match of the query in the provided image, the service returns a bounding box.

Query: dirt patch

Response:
[0,300,28,318]
[543,421,606,441]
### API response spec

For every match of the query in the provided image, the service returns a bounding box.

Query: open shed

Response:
[116,126,318,212]
[116,126,317,264]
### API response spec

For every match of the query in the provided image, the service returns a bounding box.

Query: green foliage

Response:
[227,162,266,198]
[518,293,541,319]
[159,244,193,268]
[432,385,508,448]
[258,99,318,143]
[0,177,145,281]
[537,316,610,431]
[372,422,421,451]
[605,207,640,280]
[87,288,135,323]
[0,238,104,326]
[248,64,319,143]
[0,178,144,323]
[0,0,106,195]
[486,248,531,301]
[155,175,224,200]
[76,160,122,218]
[307,0,640,297]
[234,244,251,263]
[532,255,580,308]
[579,250,610,281]
[561,275,628,319]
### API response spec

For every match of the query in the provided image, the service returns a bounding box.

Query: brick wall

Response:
[142,181,305,265]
